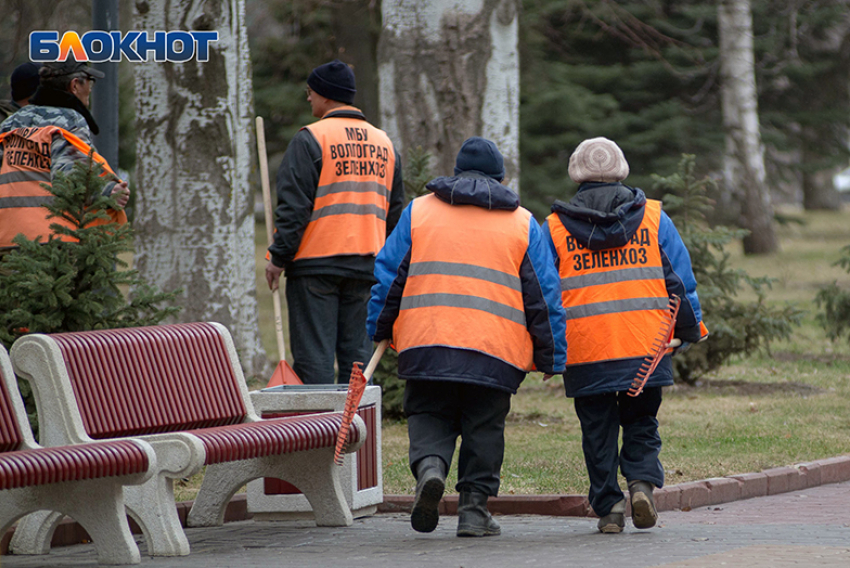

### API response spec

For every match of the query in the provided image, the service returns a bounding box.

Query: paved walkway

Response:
[2,481,849,567]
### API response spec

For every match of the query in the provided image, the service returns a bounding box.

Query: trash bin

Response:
[247,384,383,520]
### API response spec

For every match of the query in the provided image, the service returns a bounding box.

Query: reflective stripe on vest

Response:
[547,200,669,366]
[394,194,534,371]
[294,108,396,260]
[0,125,125,248]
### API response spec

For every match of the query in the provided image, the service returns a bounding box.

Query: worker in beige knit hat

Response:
[543,136,709,534]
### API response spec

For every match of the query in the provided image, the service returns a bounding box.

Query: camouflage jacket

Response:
[0,100,20,123]
[0,104,116,196]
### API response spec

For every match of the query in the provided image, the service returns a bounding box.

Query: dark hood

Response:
[29,86,100,135]
[551,182,647,250]
[426,171,519,211]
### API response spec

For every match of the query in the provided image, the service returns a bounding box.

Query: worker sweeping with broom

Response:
[367,137,567,537]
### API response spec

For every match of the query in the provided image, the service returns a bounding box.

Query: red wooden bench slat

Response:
[52,323,249,438]
[189,413,356,465]
[0,364,24,453]
[0,440,149,490]
[124,327,179,431]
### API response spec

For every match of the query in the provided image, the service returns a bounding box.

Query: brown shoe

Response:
[629,481,658,529]
[597,499,626,533]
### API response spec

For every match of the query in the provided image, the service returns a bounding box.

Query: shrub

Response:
[651,155,804,383]
[815,244,850,342]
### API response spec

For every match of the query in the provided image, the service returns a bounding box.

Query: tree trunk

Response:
[802,136,842,211]
[330,0,381,125]
[718,0,778,254]
[133,0,268,377]
[378,0,521,189]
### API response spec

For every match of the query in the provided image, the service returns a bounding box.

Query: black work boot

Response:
[410,457,446,533]
[629,480,658,529]
[456,491,501,537]
[597,498,626,534]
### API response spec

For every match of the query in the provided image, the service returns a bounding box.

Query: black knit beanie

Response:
[11,62,41,102]
[454,137,505,181]
[307,60,356,105]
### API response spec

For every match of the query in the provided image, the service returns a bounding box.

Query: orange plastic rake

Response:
[334,339,389,466]
[627,295,681,397]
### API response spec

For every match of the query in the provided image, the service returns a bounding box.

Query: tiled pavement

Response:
[2,479,849,567]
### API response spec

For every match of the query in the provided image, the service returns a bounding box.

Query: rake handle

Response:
[256,116,287,364]
[363,339,389,383]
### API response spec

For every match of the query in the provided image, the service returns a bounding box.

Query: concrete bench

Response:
[0,343,156,565]
[9,322,365,557]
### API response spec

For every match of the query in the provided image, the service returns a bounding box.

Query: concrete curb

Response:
[3,455,849,554]
[379,455,850,517]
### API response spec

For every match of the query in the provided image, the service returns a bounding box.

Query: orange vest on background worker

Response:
[294,107,396,261]
[547,199,668,367]
[393,193,535,371]
[0,125,127,248]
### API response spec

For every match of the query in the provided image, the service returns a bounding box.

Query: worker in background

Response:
[0,60,129,250]
[265,60,405,384]
[0,62,40,122]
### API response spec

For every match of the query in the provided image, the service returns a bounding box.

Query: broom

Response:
[627,295,681,397]
[256,116,302,387]
[334,339,389,465]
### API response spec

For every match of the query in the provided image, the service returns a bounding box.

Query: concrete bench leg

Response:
[187,448,353,528]
[5,482,142,565]
[123,474,190,557]
[8,510,62,555]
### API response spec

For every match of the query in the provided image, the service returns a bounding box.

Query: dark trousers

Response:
[285,274,372,384]
[404,379,511,496]
[573,387,664,517]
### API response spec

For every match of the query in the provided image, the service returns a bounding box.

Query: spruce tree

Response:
[651,155,804,383]
[0,155,180,347]
[815,245,850,343]
[0,155,181,433]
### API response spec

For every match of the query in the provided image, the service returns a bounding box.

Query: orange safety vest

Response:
[294,107,396,261]
[0,125,127,248]
[547,199,670,367]
[394,194,534,371]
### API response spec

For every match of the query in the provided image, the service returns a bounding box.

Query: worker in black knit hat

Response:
[265,60,406,385]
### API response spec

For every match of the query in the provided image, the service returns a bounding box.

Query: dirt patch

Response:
[770,351,850,364]
[506,411,568,425]
[675,378,826,397]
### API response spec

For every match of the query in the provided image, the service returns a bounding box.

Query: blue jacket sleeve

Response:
[520,217,568,374]
[541,219,560,272]
[367,202,414,341]
[658,211,707,343]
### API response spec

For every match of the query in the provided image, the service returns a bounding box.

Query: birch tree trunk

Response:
[134,0,268,377]
[379,0,520,190]
[718,0,778,254]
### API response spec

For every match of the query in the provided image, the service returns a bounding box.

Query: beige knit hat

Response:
[568,137,630,183]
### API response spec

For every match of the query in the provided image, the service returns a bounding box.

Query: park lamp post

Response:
[91,0,119,171]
